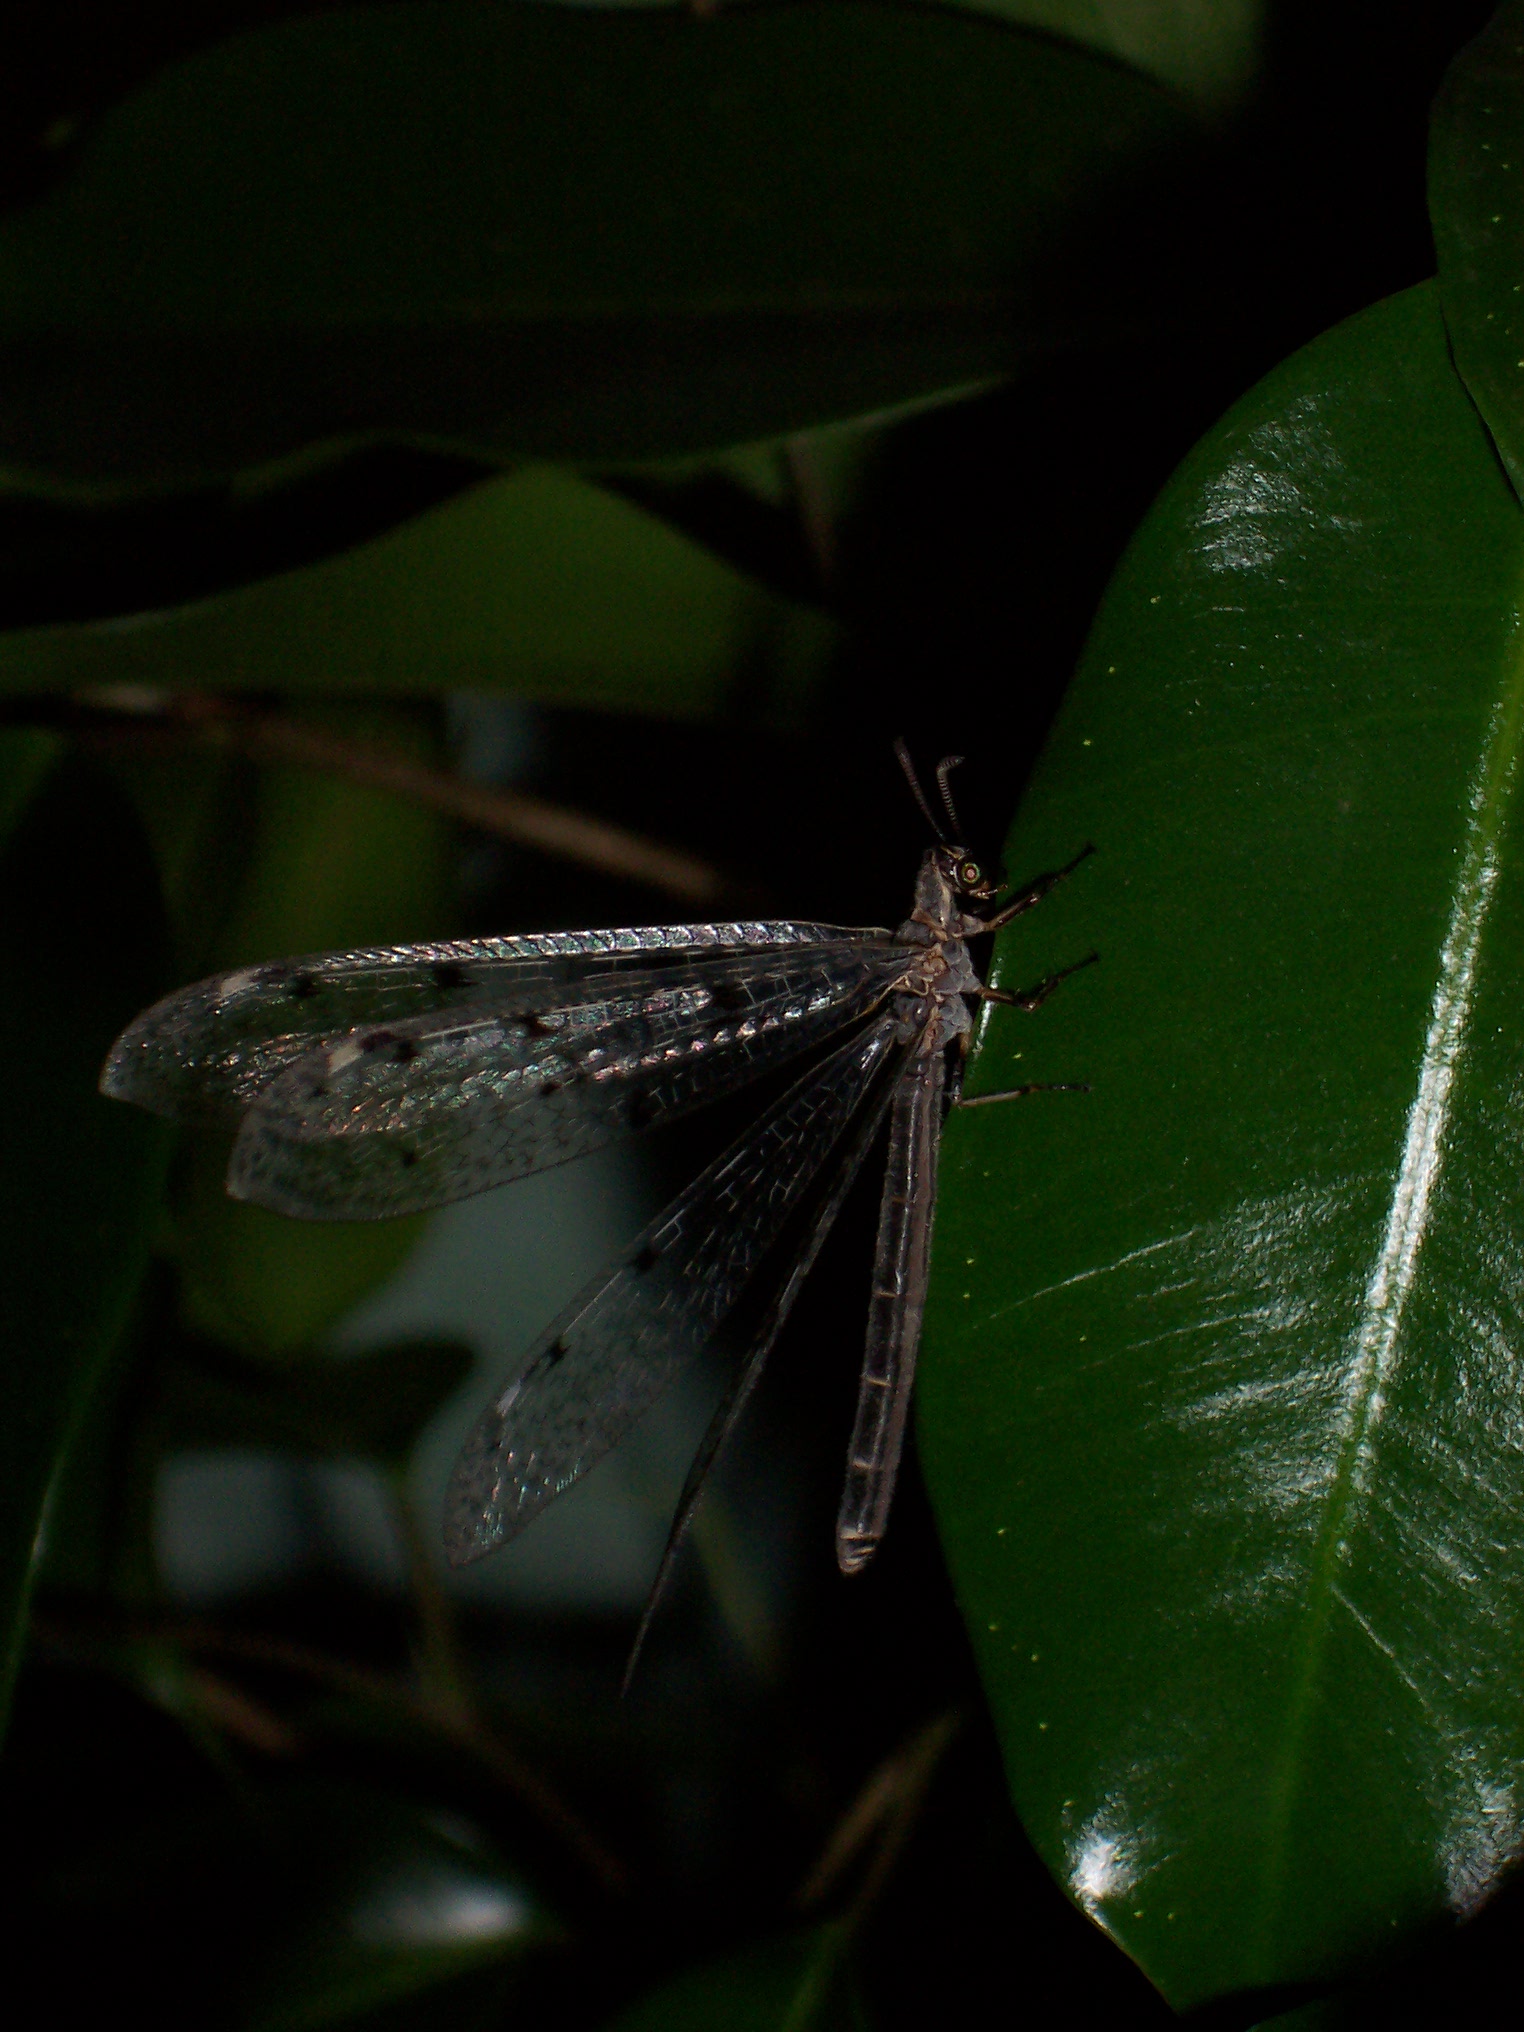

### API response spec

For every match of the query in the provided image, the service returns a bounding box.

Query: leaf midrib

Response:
[1254,595,1524,1971]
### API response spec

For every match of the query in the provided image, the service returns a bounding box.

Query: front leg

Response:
[978,841,1095,932]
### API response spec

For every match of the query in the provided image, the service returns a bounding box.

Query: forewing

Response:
[228,943,908,1220]
[443,1015,902,1566]
[100,919,876,1123]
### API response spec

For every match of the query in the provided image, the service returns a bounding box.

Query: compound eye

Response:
[958,859,982,889]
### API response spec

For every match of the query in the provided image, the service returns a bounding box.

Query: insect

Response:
[102,745,1094,1671]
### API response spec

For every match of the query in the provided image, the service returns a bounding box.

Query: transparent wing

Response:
[228,943,909,1220]
[621,1043,905,1689]
[101,919,881,1123]
[443,1016,904,1567]
[836,1037,946,1575]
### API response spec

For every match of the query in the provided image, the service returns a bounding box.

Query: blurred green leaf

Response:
[24,1754,552,2032]
[0,0,1202,489]
[0,468,836,721]
[156,1337,472,1467]
[242,1783,555,2032]
[944,0,1266,112]
[1251,2004,1348,2031]
[0,761,170,1725]
[603,1928,868,2032]
[1431,2,1524,505]
[0,722,58,845]
[172,1133,431,1359]
[920,282,1524,2007]
[601,386,980,610]
[169,708,451,1355]
[101,740,258,975]
[210,709,453,965]
[566,0,1267,114]
[0,446,488,630]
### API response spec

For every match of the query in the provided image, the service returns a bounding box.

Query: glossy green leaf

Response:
[920,282,1524,2009]
[0,467,835,721]
[168,710,451,1356]
[603,1929,868,2032]
[0,763,170,1726]
[1431,0,1524,502]
[0,1,1199,488]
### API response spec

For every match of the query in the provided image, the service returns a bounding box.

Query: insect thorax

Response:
[890,925,979,1048]
[909,848,965,930]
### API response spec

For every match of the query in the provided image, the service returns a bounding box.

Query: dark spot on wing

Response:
[399,1148,418,1169]
[517,1010,557,1035]
[628,1092,661,1129]
[392,1037,418,1064]
[711,981,752,1012]
[432,962,469,990]
[307,1080,328,1099]
[362,1030,397,1054]
[288,972,319,1000]
[545,1335,570,1367]
[632,1242,662,1273]
[540,1077,562,1096]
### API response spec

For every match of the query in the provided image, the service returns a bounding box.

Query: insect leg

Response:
[979,841,1095,931]
[977,948,1098,1012]
[836,1042,945,1576]
[954,1080,1089,1109]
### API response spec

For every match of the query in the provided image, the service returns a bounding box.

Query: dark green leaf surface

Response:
[0,765,169,1726]
[945,0,1265,110]
[919,282,1524,2007]
[1431,1,1524,500]
[0,0,1198,487]
[0,468,835,719]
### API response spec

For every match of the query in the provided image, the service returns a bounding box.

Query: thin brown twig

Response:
[782,435,838,593]
[183,1623,628,1896]
[387,1469,473,1719]
[839,1708,961,1933]
[778,1710,962,2032]
[35,1612,626,1897]
[793,1707,962,1916]
[793,1749,907,1912]
[181,1665,304,1758]
[74,687,736,906]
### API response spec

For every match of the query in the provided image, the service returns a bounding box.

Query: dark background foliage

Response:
[2,4,1519,2028]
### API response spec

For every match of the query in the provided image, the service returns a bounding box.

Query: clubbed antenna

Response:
[893,737,947,843]
[935,755,967,841]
